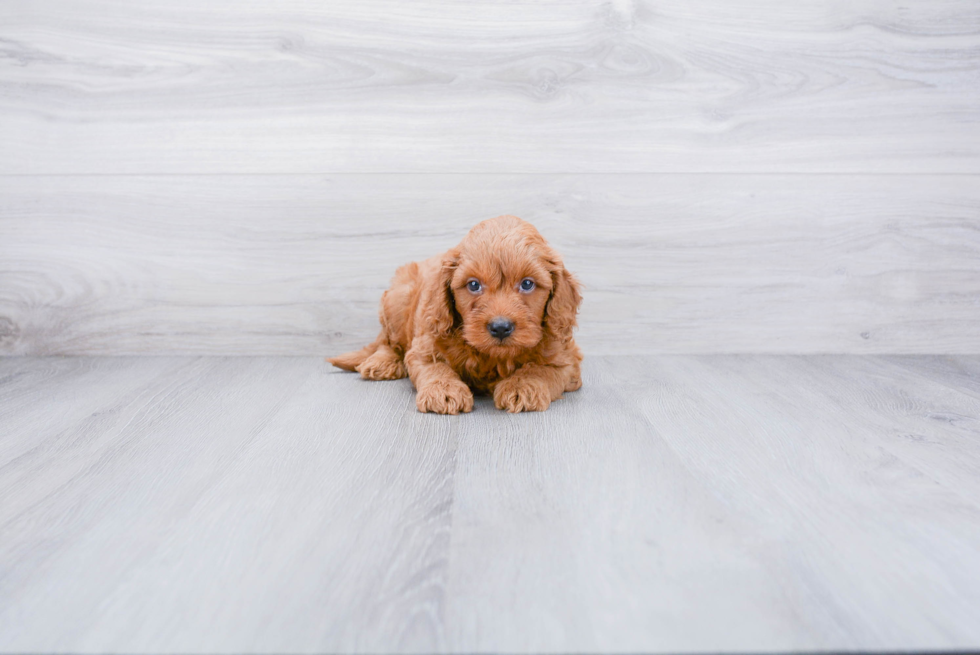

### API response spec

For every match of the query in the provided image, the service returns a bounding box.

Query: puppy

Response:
[328,215,583,414]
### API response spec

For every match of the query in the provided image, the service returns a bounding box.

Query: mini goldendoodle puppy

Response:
[328,215,583,414]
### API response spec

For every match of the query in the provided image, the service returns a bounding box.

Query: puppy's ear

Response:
[544,260,582,343]
[420,248,461,337]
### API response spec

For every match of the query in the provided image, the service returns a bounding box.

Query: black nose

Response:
[487,317,515,340]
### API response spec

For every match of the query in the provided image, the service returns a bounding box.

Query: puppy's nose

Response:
[487,317,515,340]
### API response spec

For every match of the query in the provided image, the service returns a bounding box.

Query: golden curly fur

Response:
[328,215,583,414]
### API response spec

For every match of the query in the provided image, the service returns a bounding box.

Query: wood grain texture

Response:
[0,356,460,652]
[2,174,978,356]
[1,355,979,652]
[446,355,980,651]
[0,0,978,174]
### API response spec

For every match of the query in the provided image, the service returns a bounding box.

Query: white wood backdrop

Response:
[1,0,978,354]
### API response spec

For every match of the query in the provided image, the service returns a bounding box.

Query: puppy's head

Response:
[435,215,581,356]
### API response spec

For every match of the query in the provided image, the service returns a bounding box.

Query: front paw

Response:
[494,376,551,413]
[416,380,474,414]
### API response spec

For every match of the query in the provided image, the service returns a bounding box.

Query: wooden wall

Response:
[1,0,978,355]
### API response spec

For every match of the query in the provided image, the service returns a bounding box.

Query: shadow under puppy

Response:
[329,215,583,414]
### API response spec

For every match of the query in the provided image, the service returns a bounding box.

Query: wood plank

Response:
[0,356,460,652]
[446,355,980,651]
[1,0,978,174]
[0,356,189,468]
[2,174,978,356]
[1,355,979,651]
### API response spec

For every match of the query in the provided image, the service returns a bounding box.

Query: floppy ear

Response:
[544,260,583,343]
[419,248,461,338]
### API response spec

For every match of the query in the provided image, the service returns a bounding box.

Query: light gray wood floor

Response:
[2,355,979,653]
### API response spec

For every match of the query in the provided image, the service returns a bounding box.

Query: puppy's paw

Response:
[494,376,552,413]
[357,350,407,380]
[416,380,474,415]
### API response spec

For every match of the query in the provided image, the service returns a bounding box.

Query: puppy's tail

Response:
[326,340,380,372]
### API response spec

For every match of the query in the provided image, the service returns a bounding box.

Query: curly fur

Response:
[328,215,583,414]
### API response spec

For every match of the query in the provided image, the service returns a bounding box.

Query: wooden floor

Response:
[1,355,979,653]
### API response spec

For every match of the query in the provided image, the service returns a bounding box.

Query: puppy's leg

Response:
[357,344,407,380]
[565,360,582,392]
[405,352,473,415]
[493,363,574,413]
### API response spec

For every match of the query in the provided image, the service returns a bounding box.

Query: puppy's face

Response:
[450,248,553,355]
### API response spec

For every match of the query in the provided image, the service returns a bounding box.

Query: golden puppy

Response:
[328,215,583,414]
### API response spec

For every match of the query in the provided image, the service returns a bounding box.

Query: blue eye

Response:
[519,278,535,292]
[467,279,482,293]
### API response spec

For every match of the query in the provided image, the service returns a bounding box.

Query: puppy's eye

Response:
[467,279,482,293]
[519,278,535,293]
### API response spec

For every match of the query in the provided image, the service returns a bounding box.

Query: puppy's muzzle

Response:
[487,317,515,340]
